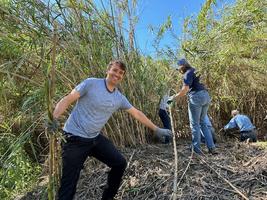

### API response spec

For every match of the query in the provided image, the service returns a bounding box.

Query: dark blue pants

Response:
[158,109,171,143]
[58,133,127,200]
[240,130,257,142]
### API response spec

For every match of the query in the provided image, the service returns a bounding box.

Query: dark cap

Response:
[176,58,188,70]
[177,58,188,66]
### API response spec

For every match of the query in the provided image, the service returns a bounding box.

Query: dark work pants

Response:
[240,130,257,142]
[158,109,171,143]
[58,133,127,200]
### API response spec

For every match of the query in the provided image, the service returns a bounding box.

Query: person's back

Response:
[224,110,257,142]
[183,68,206,96]
[234,114,255,132]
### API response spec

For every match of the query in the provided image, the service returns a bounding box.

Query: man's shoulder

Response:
[114,89,131,103]
[238,114,248,118]
[82,77,104,85]
[114,88,125,97]
[236,114,249,120]
[85,77,103,82]
[184,68,195,77]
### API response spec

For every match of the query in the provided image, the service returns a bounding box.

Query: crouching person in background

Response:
[224,110,257,142]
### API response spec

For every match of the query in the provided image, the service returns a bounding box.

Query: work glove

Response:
[167,95,175,105]
[45,118,60,134]
[155,127,173,143]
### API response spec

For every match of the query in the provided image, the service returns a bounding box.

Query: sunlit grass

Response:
[255,141,267,149]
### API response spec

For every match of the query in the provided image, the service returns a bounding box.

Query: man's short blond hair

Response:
[231,110,239,117]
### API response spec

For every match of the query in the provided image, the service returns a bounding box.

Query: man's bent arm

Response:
[126,107,157,131]
[53,89,80,119]
[224,118,237,130]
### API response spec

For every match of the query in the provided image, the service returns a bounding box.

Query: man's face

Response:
[106,64,125,85]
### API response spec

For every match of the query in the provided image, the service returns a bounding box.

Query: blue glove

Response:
[45,118,60,134]
[155,127,173,143]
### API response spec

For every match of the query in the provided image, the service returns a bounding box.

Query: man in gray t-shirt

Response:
[63,77,133,139]
[51,60,172,200]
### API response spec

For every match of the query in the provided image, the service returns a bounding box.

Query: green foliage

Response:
[180,0,267,121]
[0,152,41,199]
[0,0,266,198]
[0,127,41,199]
[0,0,172,197]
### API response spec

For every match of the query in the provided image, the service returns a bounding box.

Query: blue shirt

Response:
[224,114,255,132]
[64,78,133,138]
[183,68,206,95]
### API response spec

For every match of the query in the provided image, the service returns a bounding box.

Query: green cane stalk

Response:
[45,22,60,200]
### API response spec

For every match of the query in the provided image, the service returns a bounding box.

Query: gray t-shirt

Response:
[63,78,132,138]
[159,94,170,111]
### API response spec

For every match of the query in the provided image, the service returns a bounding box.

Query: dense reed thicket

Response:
[167,0,267,138]
[0,0,266,199]
[0,0,172,198]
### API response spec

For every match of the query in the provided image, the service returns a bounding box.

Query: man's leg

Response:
[58,136,93,200]
[200,104,215,150]
[91,134,127,200]
[210,126,217,144]
[158,109,171,143]
[251,130,257,142]
[240,132,247,142]
[241,131,257,142]
[159,109,171,130]
[188,102,202,154]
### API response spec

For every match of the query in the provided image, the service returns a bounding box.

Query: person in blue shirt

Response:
[169,58,217,155]
[201,115,216,144]
[49,60,172,200]
[224,110,257,142]
[158,90,172,144]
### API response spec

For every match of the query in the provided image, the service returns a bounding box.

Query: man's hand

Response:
[45,118,60,134]
[155,127,173,143]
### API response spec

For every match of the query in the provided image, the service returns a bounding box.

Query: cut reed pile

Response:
[20,141,267,200]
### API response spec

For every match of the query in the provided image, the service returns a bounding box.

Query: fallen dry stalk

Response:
[21,140,267,200]
[169,105,178,200]
[199,155,249,200]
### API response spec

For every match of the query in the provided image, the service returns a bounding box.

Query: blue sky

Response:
[135,0,206,55]
[133,0,235,56]
[94,0,235,56]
